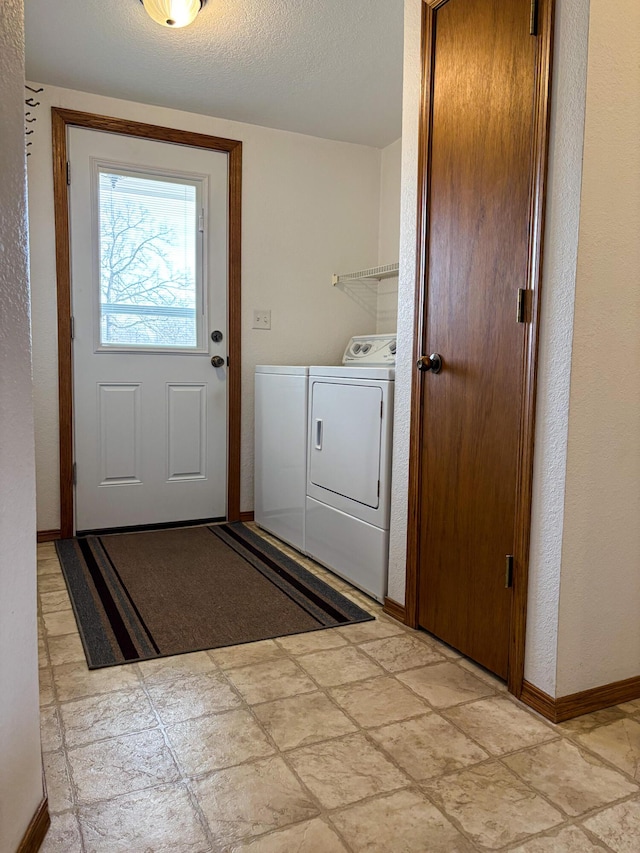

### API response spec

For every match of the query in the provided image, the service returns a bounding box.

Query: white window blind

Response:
[97,169,202,349]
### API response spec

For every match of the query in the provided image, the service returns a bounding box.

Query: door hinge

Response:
[505,554,514,589]
[72,462,77,486]
[530,0,538,35]
[198,209,205,233]
[66,161,71,185]
[516,288,527,324]
[70,316,75,339]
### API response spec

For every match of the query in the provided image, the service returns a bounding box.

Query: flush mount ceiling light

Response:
[140,0,206,28]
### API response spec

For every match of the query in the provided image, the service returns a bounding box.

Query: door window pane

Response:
[97,169,202,349]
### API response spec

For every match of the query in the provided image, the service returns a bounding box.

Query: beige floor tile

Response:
[330,789,475,853]
[503,739,638,817]
[41,705,63,752]
[68,728,180,804]
[358,634,446,672]
[38,634,48,668]
[337,618,404,644]
[231,817,349,852]
[137,651,217,685]
[457,658,509,692]
[509,825,610,852]
[79,783,210,853]
[148,670,241,725]
[53,661,140,702]
[38,572,68,594]
[40,590,72,614]
[43,751,74,814]
[40,666,56,706]
[275,629,348,656]
[424,761,563,849]
[48,633,86,666]
[60,687,157,748]
[582,797,640,853]
[166,709,274,776]
[368,714,488,781]
[287,733,409,810]
[398,662,495,708]
[330,676,428,728]
[43,609,79,637]
[253,691,356,750]
[296,646,384,687]
[444,696,556,755]
[208,638,284,670]
[558,706,628,735]
[225,657,316,704]
[38,542,58,557]
[192,755,318,848]
[620,699,640,716]
[577,718,640,780]
[38,558,62,575]
[432,639,463,660]
[40,811,83,853]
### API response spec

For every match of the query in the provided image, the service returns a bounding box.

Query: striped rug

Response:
[55,522,372,669]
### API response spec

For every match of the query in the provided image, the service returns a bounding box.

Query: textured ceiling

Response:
[24,0,403,148]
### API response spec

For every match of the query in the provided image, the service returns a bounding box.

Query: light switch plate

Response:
[252,309,271,330]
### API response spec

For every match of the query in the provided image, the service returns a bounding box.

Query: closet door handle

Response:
[314,418,323,450]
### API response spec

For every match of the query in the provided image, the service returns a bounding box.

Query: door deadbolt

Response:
[416,353,443,373]
[210,355,225,368]
[211,330,223,343]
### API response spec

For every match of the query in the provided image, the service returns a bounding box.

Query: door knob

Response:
[210,355,225,368]
[416,353,443,373]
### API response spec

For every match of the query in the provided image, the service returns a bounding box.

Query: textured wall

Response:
[524,0,590,696]
[377,137,402,334]
[556,0,640,695]
[387,0,422,604]
[0,1,44,850]
[27,85,383,528]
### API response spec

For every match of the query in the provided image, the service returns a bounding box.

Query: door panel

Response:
[309,381,382,508]
[69,127,228,531]
[98,383,141,485]
[418,0,537,678]
[166,384,207,480]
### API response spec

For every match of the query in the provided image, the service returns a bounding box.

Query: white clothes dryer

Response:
[305,335,396,602]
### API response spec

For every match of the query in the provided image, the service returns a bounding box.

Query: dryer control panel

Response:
[342,334,396,366]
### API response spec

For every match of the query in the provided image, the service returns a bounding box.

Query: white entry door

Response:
[68,127,228,532]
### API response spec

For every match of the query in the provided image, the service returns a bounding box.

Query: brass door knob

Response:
[210,355,225,368]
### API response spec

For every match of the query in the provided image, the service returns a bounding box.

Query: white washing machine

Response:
[254,365,309,551]
[305,335,396,602]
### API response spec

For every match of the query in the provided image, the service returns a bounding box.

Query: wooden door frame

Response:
[51,108,243,538]
[403,0,554,697]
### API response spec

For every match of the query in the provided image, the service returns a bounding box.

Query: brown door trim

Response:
[51,108,243,538]
[404,0,555,696]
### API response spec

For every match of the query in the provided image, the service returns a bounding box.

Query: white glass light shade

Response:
[142,0,203,28]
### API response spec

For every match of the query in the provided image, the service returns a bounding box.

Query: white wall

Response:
[555,0,640,696]
[0,1,45,850]
[388,0,423,604]
[523,0,590,696]
[377,137,402,333]
[27,85,384,528]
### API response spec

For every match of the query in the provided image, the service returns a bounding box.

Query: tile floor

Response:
[37,532,640,852]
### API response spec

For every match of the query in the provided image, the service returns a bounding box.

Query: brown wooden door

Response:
[417,0,540,679]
